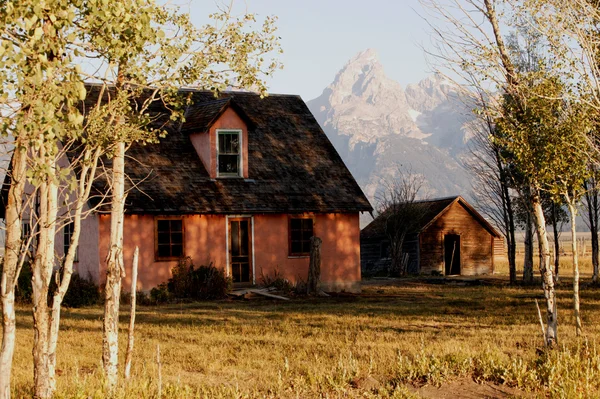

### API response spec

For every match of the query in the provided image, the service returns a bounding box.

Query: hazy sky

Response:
[190,1,433,101]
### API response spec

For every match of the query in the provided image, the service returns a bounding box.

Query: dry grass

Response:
[9,278,600,398]
[494,255,596,279]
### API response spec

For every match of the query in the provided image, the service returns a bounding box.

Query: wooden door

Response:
[444,234,461,275]
[229,218,252,284]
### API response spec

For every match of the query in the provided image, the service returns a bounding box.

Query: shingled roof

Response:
[361,196,500,240]
[86,87,372,215]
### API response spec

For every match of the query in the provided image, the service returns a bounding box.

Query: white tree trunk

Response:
[103,141,126,392]
[532,195,558,347]
[124,246,139,380]
[32,157,59,399]
[567,201,582,336]
[0,147,27,399]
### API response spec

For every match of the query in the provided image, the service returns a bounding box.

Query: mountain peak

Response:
[323,49,403,105]
[306,52,476,212]
[349,48,379,65]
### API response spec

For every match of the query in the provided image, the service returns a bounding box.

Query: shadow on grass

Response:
[14,278,600,336]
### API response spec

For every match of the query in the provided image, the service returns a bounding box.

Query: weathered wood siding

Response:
[419,201,494,275]
[360,234,419,276]
[493,237,506,268]
[360,238,390,277]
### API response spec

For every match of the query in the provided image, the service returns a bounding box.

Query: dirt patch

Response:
[407,377,523,398]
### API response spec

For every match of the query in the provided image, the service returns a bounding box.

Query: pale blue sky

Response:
[190,1,433,100]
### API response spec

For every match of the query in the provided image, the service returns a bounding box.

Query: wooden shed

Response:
[361,196,502,276]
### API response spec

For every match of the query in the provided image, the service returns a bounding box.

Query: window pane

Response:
[302,219,313,231]
[158,245,171,258]
[231,222,239,255]
[171,244,183,257]
[170,220,182,232]
[219,134,226,153]
[231,135,239,153]
[219,154,239,175]
[302,229,313,241]
[171,232,183,244]
[240,262,250,282]
[157,232,170,245]
[157,220,169,232]
[240,221,248,256]
[302,240,311,254]
[291,241,302,254]
[290,219,301,230]
[291,229,301,242]
[232,263,241,283]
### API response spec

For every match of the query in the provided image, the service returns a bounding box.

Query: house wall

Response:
[189,107,248,178]
[97,212,362,293]
[254,213,361,292]
[55,212,100,282]
[419,202,494,275]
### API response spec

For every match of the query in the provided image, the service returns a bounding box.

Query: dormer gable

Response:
[186,99,251,179]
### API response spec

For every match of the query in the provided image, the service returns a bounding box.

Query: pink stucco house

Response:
[8,87,372,293]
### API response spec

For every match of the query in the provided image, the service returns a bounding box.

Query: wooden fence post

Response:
[307,236,322,295]
[124,246,139,380]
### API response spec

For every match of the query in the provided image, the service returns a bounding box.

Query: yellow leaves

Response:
[67,111,84,127]
[77,83,86,100]
[33,27,43,41]
[25,15,39,30]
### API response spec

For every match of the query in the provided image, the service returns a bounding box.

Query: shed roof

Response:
[360,196,500,240]
[83,86,372,215]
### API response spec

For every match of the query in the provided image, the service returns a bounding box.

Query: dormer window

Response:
[217,130,242,177]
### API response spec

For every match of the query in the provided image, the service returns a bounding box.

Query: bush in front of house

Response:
[150,283,171,304]
[60,272,101,308]
[259,267,308,296]
[259,266,294,294]
[187,262,232,300]
[15,261,33,303]
[150,257,230,303]
[11,261,99,307]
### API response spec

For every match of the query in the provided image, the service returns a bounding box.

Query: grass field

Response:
[8,272,600,398]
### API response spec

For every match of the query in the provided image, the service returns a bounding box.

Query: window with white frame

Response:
[217,130,241,177]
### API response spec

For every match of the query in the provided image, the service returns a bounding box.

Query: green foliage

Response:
[13,262,100,307]
[14,261,33,303]
[494,71,593,202]
[150,283,170,305]
[149,257,231,303]
[57,273,100,308]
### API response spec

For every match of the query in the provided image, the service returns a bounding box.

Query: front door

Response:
[229,218,252,284]
[444,234,461,275]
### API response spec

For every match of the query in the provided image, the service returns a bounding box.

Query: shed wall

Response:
[419,202,494,275]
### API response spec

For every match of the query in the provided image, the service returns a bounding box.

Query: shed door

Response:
[229,218,252,284]
[444,234,461,275]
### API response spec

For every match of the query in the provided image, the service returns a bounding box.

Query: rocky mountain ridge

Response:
[307,49,476,215]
